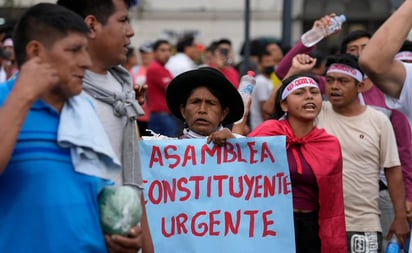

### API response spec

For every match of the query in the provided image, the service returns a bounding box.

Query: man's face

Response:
[154,43,171,65]
[94,0,134,67]
[259,54,276,76]
[140,51,153,67]
[43,32,91,99]
[216,43,233,65]
[186,42,199,61]
[266,43,283,66]
[2,45,14,61]
[325,72,359,110]
[345,37,370,58]
[280,86,322,122]
[128,49,138,67]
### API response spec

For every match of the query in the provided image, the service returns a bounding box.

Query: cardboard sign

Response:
[139,136,295,253]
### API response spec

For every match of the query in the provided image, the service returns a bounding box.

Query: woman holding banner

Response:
[246,74,346,253]
[144,66,244,142]
[140,67,245,250]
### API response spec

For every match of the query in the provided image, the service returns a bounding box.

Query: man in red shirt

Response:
[146,39,177,137]
[208,39,240,88]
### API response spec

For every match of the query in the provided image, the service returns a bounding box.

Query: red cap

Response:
[247,70,255,77]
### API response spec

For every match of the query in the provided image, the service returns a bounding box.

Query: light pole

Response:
[243,0,251,72]
[281,0,292,49]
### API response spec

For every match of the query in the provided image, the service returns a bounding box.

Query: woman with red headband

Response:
[247,73,346,253]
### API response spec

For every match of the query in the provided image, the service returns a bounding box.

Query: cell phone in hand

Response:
[220,48,229,57]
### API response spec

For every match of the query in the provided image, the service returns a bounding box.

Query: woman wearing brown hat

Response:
[144,66,244,143]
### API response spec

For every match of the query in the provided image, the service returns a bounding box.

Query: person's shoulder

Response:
[249,119,281,136]
[76,91,95,108]
[365,105,390,119]
[147,61,160,71]
[259,119,279,127]
[166,55,178,65]
[311,126,342,153]
[221,65,238,74]
[170,53,186,60]
[315,126,340,141]
[255,74,269,83]
[364,106,394,129]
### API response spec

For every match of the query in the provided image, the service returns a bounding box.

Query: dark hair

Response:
[325,53,363,80]
[176,35,194,53]
[339,30,372,54]
[57,0,134,25]
[206,40,218,53]
[399,40,412,53]
[309,48,327,69]
[239,39,264,57]
[264,41,288,56]
[181,84,227,110]
[126,46,135,58]
[216,38,232,47]
[13,3,89,67]
[257,49,272,63]
[273,73,319,120]
[152,39,170,51]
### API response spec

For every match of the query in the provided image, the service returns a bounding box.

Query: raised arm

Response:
[359,1,412,99]
[0,57,58,173]
[275,41,313,80]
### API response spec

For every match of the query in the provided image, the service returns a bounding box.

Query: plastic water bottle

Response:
[386,235,400,253]
[301,14,346,47]
[403,223,412,253]
[235,70,256,124]
[238,70,256,109]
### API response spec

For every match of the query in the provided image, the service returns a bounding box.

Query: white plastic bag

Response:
[98,185,142,235]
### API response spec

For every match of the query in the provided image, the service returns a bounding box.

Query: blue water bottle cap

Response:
[339,14,346,23]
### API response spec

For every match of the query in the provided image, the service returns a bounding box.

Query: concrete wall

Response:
[129,0,286,61]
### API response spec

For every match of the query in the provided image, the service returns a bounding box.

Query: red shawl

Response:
[249,119,347,253]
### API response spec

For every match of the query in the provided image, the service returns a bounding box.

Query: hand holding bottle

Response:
[301,13,346,47]
[385,235,400,253]
[235,71,255,125]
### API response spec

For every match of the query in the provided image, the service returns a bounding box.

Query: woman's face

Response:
[180,86,229,136]
[280,86,322,122]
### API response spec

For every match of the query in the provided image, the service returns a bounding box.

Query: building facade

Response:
[0,0,400,62]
